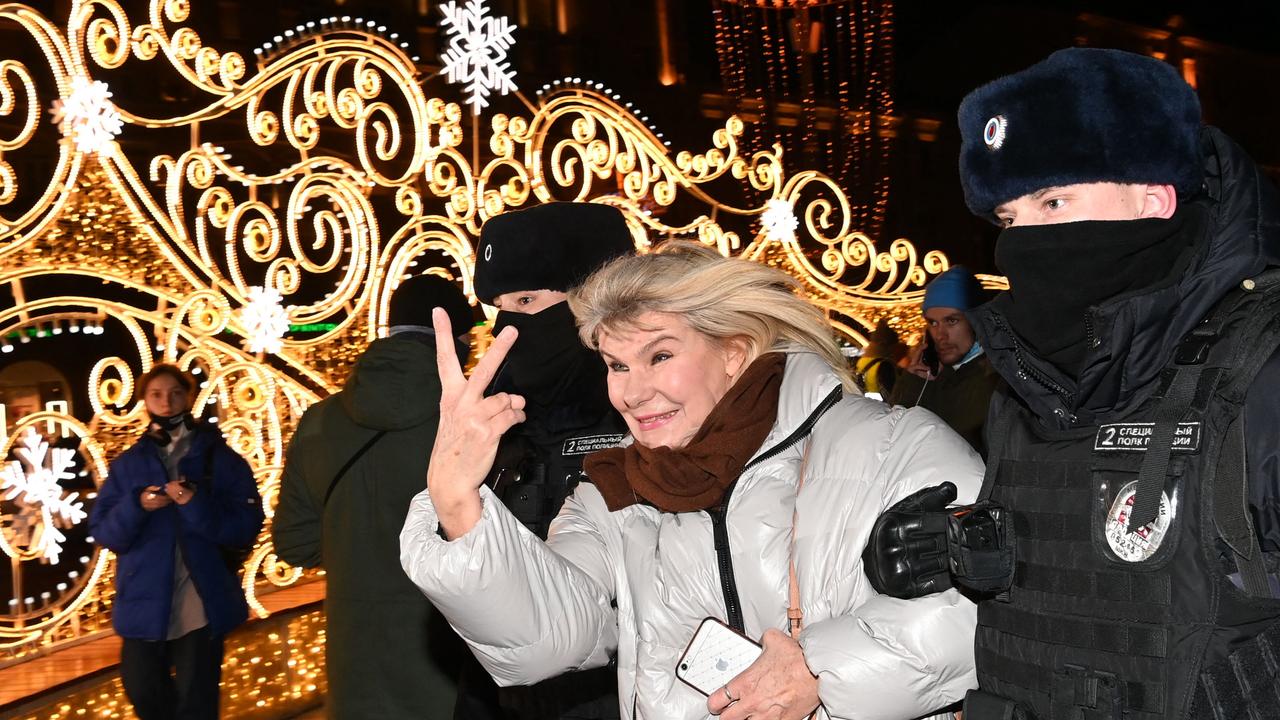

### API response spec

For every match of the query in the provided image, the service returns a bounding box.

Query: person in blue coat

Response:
[90,364,264,720]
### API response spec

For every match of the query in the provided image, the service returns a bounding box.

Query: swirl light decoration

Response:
[0,0,951,669]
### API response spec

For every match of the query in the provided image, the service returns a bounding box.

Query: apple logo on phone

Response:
[716,658,729,672]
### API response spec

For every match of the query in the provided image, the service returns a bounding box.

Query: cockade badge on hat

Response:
[983,115,1007,150]
[483,243,493,261]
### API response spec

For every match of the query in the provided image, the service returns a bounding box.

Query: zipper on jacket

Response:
[1084,310,1100,350]
[993,313,1076,417]
[709,385,842,634]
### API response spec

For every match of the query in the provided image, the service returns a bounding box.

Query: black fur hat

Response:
[474,202,634,304]
[959,47,1203,221]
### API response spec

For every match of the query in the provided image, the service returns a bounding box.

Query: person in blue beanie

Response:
[889,266,1000,456]
[863,47,1280,720]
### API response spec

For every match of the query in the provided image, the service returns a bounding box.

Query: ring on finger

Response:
[723,686,736,703]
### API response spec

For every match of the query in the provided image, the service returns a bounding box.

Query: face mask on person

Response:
[491,301,584,403]
[145,411,194,447]
[993,206,1202,376]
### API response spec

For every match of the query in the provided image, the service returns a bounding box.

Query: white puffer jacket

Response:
[401,350,983,719]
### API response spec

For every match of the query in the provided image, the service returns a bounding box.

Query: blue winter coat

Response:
[90,424,264,641]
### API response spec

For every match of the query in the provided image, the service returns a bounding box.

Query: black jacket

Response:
[970,127,1280,548]
[487,345,627,539]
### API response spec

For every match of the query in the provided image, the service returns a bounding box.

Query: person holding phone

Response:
[90,364,263,720]
[889,266,1001,457]
[401,242,983,720]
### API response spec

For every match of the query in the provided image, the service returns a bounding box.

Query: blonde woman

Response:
[401,243,982,720]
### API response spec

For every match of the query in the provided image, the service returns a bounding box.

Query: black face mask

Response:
[491,302,585,406]
[145,411,194,447]
[994,205,1205,376]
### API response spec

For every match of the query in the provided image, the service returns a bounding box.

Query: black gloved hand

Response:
[863,482,957,599]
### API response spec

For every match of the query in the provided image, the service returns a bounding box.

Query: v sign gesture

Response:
[426,307,527,539]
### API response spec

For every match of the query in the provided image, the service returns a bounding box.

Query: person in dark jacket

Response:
[864,48,1280,720]
[454,202,634,720]
[90,364,263,720]
[273,275,475,719]
[890,266,1000,455]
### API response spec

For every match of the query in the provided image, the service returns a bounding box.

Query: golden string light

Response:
[711,0,895,240]
[0,0,950,668]
[10,607,327,719]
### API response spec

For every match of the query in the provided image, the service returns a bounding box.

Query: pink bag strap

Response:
[789,442,821,720]
[787,441,811,637]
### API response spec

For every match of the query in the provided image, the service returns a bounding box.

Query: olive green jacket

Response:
[274,335,463,719]
[889,352,1001,458]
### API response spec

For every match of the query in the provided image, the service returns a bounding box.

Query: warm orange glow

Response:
[656,0,677,86]
[1181,56,1197,89]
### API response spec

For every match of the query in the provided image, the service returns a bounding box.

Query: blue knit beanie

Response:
[958,47,1203,221]
[922,266,980,313]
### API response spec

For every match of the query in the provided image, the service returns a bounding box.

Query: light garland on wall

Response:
[0,0,953,667]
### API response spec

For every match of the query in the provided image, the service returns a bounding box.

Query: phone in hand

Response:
[675,617,763,696]
[922,333,941,377]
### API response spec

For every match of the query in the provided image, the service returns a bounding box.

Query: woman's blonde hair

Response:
[569,241,855,391]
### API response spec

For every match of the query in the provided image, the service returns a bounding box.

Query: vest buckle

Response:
[1175,316,1225,365]
[1056,664,1125,718]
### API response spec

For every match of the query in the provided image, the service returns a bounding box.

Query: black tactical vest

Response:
[975,273,1280,720]
[488,410,626,539]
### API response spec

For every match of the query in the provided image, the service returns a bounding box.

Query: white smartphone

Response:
[675,617,763,696]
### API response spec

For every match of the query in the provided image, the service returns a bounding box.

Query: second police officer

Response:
[454,202,633,720]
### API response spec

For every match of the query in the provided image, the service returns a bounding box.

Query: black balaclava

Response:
[491,301,586,411]
[994,203,1206,376]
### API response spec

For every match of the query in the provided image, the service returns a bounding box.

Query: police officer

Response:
[455,202,632,720]
[864,48,1280,719]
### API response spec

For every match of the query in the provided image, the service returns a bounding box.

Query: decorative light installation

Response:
[761,198,799,243]
[48,77,124,154]
[240,287,291,355]
[712,0,895,239]
[438,0,519,115]
[0,429,87,565]
[0,0,952,666]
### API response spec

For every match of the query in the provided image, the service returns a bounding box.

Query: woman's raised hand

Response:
[427,307,526,539]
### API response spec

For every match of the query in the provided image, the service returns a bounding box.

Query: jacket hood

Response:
[340,335,442,430]
[973,126,1280,427]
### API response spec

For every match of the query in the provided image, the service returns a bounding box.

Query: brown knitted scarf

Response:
[584,352,785,512]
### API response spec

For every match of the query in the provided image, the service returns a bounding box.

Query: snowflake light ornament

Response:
[438,0,518,115]
[239,286,290,354]
[1,428,86,564]
[49,76,124,154]
[762,199,800,243]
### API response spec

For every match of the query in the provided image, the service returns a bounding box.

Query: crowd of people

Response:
[94,46,1279,720]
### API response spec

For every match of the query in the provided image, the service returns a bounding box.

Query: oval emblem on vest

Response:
[1104,480,1175,562]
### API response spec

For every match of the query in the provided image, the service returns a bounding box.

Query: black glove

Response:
[863,482,957,599]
